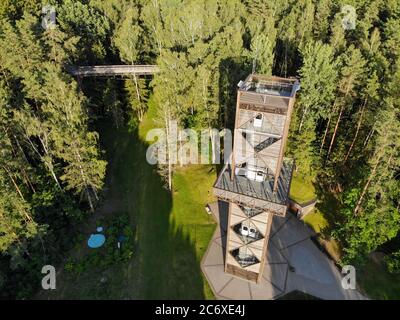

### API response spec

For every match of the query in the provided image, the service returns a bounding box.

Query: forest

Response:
[0,0,399,299]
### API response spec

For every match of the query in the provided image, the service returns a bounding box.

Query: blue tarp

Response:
[88,234,106,248]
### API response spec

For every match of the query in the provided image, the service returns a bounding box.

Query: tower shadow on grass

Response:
[98,119,206,299]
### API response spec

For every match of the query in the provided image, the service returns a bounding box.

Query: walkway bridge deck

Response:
[67,65,159,77]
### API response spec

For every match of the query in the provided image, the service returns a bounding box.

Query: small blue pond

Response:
[88,234,106,248]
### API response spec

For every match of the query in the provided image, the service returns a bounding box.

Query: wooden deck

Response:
[67,65,159,77]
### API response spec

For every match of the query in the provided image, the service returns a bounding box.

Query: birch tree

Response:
[114,6,147,123]
[56,130,106,212]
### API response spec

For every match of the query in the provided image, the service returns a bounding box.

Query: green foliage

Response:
[245,2,277,74]
[125,78,149,124]
[334,189,400,265]
[0,174,37,252]
[298,40,339,125]
[58,131,107,207]
[313,0,333,41]
[289,120,318,179]
[385,251,400,274]
[64,214,134,275]
[249,33,275,75]
[57,0,111,62]
[384,18,400,63]
[113,6,141,64]
[0,3,108,298]
[0,0,40,19]
[338,45,366,96]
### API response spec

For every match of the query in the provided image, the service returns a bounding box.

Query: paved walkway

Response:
[201,201,367,300]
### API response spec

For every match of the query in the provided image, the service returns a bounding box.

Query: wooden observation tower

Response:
[213,74,299,283]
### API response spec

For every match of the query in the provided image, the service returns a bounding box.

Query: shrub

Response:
[385,251,400,274]
[65,212,134,275]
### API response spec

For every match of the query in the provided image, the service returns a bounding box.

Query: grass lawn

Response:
[289,173,316,204]
[302,208,329,234]
[171,166,217,299]
[139,96,216,299]
[292,172,342,263]
[36,97,216,299]
[302,209,341,262]
[357,253,400,299]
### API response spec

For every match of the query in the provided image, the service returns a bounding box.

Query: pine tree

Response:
[326,45,366,160]
[354,60,400,214]
[57,0,110,63]
[329,10,347,54]
[0,172,37,253]
[336,61,400,264]
[113,6,141,64]
[249,33,275,75]
[383,18,400,64]
[297,40,339,131]
[344,71,379,162]
[313,0,332,41]
[245,2,277,75]
[276,0,315,75]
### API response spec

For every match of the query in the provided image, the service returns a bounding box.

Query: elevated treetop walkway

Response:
[66,65,159,77]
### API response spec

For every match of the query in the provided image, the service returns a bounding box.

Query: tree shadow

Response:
[215,57,249,177]
[218,57,250,130]
[274,38,301,78]
[310,172,345,247]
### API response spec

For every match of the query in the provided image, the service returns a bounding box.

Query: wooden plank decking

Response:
[67,65,159,77]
